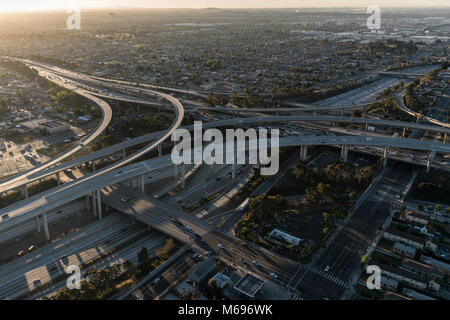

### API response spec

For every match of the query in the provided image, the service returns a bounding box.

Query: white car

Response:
[324,265,330,272]
[185,225,192,231]
[218,243,224,249]
[270,272,278,279]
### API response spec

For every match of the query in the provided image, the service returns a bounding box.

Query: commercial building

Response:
[377,262,440,292]
[268,229,303,247]
[384,227,424,250]
[187,257,216,286]
[380,276,398,291]
[401,258,445,280]
[401,211,429,225]
[212,273,231,289]
[233,273,265,299]
[20,118,70,134]
[393,242,416,258]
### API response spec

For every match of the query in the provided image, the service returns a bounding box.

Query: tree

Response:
[123,260,135,276]
[322,212,330,224]
[248,194,287,224]
[138,247,149,265]
[357,166,374,183]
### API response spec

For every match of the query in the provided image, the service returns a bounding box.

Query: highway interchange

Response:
[0,58,448,300]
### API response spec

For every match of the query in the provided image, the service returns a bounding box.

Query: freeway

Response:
[1,111,449,197]
[1,134,449,233]
[101,183,300,293]
[0,61,113,194]
[0,213,166,299]
[397,94,450,129]
[1,59,448,199]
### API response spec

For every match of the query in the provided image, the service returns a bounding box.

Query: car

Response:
[324,266,330,272]
[270,272,278,279]
[17,250,26,257]
[185,225,192,231]
[217,244,224,249]
[2,214,9,220]
[28,245,36,252]
[252,261,260,267]
[33,278,41,287]
[152,278,161,284]
[395,194,401,199]
[120,197,130,203]
[240,258,247,264]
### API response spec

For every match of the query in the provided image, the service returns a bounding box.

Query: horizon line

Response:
[1,5,450,14]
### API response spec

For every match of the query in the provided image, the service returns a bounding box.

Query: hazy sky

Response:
[1,0,449,12]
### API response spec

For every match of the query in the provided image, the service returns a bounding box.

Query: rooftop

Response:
[233,273,265,299]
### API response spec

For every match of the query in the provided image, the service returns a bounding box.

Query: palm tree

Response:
[322,212,329,224]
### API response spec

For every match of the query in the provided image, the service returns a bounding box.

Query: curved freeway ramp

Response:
[0,60,113,194]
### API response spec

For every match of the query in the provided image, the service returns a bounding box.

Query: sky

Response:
[0,0,448,12]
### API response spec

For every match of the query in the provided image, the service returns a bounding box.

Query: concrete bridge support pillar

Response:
[122,150,126,159]
[36,215,41,233]
[180,164,186,188]
[341,145,349,163]
[300,145,308,161]
[158,143,162,157]
[365,123,369,131]
[341,108,345,117]
[56,172,61,186]
[42,212,50,241]
[174,164,178,178]
[92,161,96,172]
[402,127,407,137]
[85,194,90,211]
[383,147,389,167]
[23,184,29,199]
[426,151,436,173]
[444,133,447,143]
[96,190,102,219]
[139,175,145,193]
[92,192,97,217]
[232,162,236,180]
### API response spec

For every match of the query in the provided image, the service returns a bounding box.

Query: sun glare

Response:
[0,1,71,12]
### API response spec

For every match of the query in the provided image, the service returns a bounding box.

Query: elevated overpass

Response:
[0,134,449,238]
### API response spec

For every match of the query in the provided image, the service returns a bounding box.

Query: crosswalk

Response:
[291,293,303,300]
[191,243,208,256]
[309,267,349,289]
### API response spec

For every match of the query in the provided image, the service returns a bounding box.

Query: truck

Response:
[239,198,250,211]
